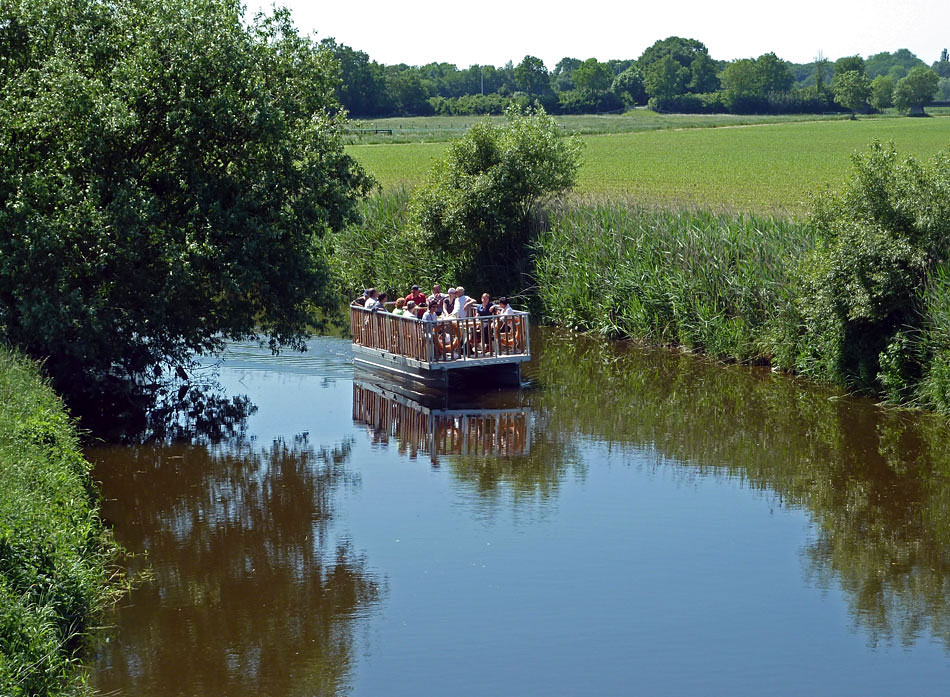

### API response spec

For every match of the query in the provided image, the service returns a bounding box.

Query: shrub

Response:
[790,141,950,402]
[407,105,582,290]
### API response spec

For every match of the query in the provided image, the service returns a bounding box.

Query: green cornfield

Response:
[349,116,950,214]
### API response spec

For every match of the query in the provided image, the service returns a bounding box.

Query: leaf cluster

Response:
[793,141,950,401]
[407,105,582,288]
[0,0,373,398]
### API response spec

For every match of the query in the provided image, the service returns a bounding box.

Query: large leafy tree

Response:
[644,55,690,103]
[0,0,374,396]
[832,70,872,118]
[720,53,794,112]
[514,55,550,97]
[612,66,645,107]
[833,55,866,76]
[720,58,761,111]
[870,75,895,109]
[320,38,392,116]
[893,66,940,114]
[637,36,708,74]
[638,36,717,98]
[551,57,581,92]
[755,52,794,93]
[571,58,613,94]
[865,49,926,80]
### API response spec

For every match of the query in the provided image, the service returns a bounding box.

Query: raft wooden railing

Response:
[350,305,530,364]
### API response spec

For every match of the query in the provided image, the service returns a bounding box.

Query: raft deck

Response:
[350,305,530,387]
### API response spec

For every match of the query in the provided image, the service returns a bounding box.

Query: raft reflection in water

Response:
[352,378,531,465]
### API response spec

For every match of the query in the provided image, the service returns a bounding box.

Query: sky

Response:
[244,0,948,69]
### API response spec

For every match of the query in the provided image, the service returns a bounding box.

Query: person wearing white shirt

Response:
[364,288,381,311]
[453,286,475,318]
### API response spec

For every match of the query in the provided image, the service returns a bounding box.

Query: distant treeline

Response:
[324,37,950,117]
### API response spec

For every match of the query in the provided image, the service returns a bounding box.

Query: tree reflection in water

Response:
[75,371,258,445]
[528,328,950,650]
[92,435,381,697]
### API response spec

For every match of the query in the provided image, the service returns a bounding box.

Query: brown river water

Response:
[87,328,950,696]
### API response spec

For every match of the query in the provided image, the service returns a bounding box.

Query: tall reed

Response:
[328,187,454,297]
[533,200,816,362]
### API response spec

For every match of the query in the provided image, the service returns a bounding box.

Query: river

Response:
[87,328,950,696]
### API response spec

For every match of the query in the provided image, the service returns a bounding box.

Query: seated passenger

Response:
[391,297,407,316]
[421,301,440,324]
[475,293,496,350]
[475,292,495,317]
[405,284,427,308]
[427,284,447,316]
[453,286,475,318]
[364,288,381,311]
[443,288,458,317]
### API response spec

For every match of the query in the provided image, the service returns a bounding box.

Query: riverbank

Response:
[331,141,950,413]
[0,347,120,696]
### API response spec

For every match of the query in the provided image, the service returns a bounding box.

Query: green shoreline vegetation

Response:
[0,347,120,697]
[334,114,950,414]
[2,4,949,690]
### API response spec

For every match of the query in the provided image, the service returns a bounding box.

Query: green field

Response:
[348,115,950,213]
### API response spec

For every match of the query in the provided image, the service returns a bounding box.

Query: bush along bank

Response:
[0,346,121,697]
[334,140,950,413]
[534,142,950,412]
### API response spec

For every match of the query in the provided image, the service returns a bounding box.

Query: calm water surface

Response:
[89,329,950,696]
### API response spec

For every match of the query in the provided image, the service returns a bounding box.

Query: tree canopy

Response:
[0,0,373,396]
[870,75,895,109]
[409,105,582,286]
[514,55,550,97]
[832,70,872,117]
[572,58,613,94]
[893,66,940,114]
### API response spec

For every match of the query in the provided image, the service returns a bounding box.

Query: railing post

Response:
[522,311,531,357]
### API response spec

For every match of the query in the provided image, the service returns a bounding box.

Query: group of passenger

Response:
[353,283,514,320]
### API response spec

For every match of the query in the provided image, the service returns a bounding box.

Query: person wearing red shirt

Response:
[405,284,427,308]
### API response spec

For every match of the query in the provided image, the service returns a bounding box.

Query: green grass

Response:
[349,115,950,213]
[0,347,120,697]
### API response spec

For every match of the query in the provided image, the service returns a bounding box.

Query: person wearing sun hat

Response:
[443,288,458,316]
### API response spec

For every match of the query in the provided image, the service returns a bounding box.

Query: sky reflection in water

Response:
[91,332,950,696]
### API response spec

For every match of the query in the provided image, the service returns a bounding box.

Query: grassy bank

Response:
[0,347,120,696]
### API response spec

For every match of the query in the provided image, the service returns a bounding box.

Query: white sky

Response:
[245,0,948,68]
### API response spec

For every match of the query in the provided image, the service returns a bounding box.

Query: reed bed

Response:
[533,200,816,362]
[0,347,121,696]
